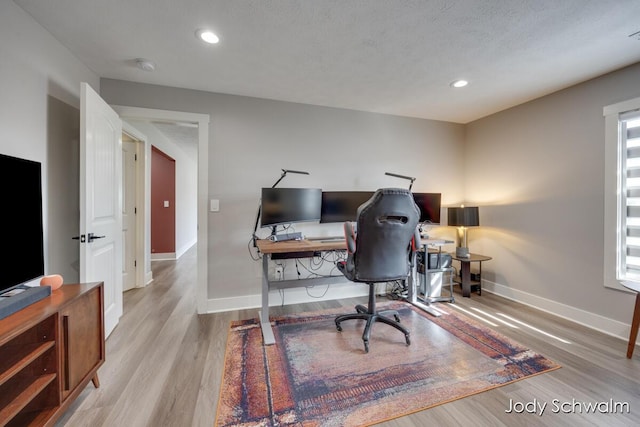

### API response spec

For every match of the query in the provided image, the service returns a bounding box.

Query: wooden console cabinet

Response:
[0,282,104,427]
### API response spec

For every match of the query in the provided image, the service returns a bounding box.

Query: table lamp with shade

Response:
[448,206,479,258]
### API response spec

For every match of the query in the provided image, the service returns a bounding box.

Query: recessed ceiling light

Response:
[450,80,469,88]
[196,29,219,44]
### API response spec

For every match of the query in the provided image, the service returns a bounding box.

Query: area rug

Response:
[215,302,560,427]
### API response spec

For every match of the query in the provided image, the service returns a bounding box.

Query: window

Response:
[618,111,640,281]
[604,97,640,290]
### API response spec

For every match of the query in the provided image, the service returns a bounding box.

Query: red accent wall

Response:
[151,146,176,253]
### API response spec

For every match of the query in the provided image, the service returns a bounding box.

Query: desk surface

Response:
[256,238,346,254]
[257,237,453,255]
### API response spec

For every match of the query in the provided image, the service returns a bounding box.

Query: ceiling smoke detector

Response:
[135,58,156,72]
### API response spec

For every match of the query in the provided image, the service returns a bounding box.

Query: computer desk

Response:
[255,237,452,345]
[256,238,348,344]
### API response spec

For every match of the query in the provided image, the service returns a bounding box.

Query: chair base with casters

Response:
[335,282,411,353]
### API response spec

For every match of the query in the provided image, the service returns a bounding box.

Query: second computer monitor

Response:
[320,190,441,224]
[320,191,374,223]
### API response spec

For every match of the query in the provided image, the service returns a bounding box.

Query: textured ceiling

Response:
[15,0,640,124]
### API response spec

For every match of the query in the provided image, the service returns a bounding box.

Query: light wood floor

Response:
[56,246,640,426]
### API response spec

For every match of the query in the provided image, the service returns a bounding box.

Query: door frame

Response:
[112,105,210,314]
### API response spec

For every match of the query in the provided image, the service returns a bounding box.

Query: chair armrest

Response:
[344,221,356,253]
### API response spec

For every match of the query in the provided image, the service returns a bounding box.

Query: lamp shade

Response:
[448,206,479,227]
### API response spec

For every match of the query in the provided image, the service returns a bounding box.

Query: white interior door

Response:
[80,82,123,338]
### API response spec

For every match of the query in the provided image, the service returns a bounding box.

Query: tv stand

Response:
[0,282,104,427]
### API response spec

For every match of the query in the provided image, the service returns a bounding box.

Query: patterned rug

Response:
[215,302,560,426]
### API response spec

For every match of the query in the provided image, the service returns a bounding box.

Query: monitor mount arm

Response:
[385,171,422,231]
[385,172,416,190]
[252,169,310,246]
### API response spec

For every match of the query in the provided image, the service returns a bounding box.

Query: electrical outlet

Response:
[275,266,283,280]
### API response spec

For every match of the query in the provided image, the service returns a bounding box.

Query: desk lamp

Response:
[385,172,416,190]
[448,206,479,258]
[251,169,310,246]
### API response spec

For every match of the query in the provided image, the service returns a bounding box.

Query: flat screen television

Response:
[413,192,442,224]
[260,187,322,228]
[0,153,45,294]
[320,191,374,223]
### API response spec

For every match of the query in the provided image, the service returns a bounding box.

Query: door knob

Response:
[87,233,106,243]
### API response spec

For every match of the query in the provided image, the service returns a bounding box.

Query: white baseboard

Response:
[150,242,196,262]
[483,279,631,342]
[206,282,369,314]
[145,271,153,285]
[176,239,197,259]
[151,252,176,261]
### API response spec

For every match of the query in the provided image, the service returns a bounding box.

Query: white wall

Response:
[127,120,198,258]
[99,79,466,306]
[465,62,640,333]
[0,2,100,280]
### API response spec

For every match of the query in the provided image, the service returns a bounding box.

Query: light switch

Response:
[210,199,220,212]
[164,200,169,208]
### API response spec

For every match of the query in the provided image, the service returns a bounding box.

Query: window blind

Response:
[619,110,640,280]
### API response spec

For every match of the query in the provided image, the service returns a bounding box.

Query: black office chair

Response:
[335,188,420,352]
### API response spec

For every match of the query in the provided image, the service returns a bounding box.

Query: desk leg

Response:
[259,255,276,345]
[460,261,471,298]
[627,292,640,358]
[406,260,417,304]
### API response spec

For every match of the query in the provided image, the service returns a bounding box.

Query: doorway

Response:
[150,145,177,260]
[113,105,210,314]
[121,127,148,292]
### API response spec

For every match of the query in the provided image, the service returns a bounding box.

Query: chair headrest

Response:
[349,188,420,282]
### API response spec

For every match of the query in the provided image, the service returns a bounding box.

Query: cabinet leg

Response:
[92,374,101,388]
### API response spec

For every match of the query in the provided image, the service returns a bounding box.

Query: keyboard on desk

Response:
[269,232,303,242]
